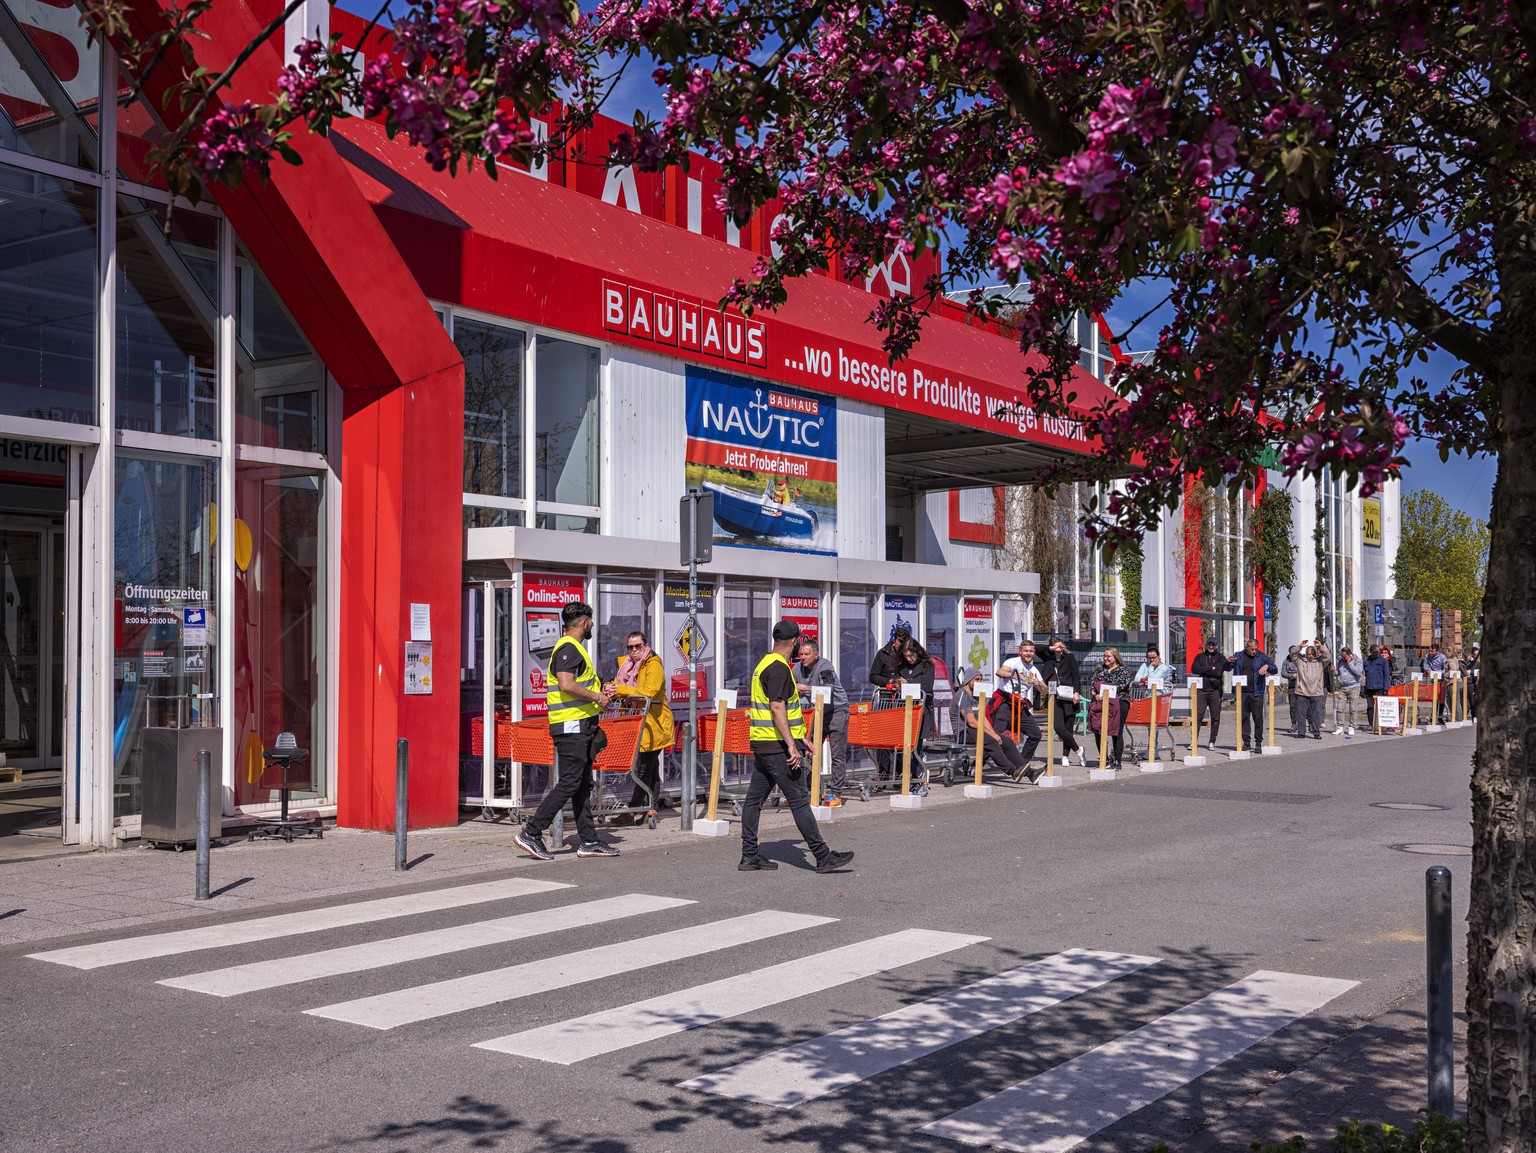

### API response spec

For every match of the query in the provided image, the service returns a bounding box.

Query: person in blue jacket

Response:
[1230,637,1278,752]
[1363,645,1394,727]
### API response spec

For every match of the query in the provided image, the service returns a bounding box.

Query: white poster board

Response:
[1376,695,1402,730]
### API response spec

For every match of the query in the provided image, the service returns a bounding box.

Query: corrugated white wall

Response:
[836,397,885,559]
[604,346,686,541]
[916,490,998,568]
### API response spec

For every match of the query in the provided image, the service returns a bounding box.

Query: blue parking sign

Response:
[1373,603,1384,626]
[1263,594,1272,620]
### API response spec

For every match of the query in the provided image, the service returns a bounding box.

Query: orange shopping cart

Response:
[847,688,928,801]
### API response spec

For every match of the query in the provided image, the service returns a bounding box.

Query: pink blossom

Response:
[1056,149,1123,220]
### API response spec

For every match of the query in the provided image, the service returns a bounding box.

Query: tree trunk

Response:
[1466,356,1536,1150]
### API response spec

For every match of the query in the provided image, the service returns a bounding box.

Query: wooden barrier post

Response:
[1090,685,1117,780]
[809,691,826,806]
[1139,681,1164,773]
[1184,676,1207,765]
[892,683,924,809]
[1427,671,1444,732]
[692,690,736,837]
[1407,673,1423,735]
[1263,675,1282,755]
[1230,675,1251,759]
[965,681,996,799]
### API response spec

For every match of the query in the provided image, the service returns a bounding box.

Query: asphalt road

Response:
[2,730,1474,1153]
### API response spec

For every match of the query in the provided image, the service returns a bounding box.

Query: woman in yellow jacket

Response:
[609,629,675,822]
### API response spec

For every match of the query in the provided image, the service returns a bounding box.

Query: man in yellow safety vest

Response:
[515,601,618,861]
[739,620,855,874]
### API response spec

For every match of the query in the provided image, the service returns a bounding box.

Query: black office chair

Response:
[248,731,323,843]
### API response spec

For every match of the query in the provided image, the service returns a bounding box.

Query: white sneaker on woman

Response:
[1074,748,1088,767]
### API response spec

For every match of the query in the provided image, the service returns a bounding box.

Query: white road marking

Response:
[27,878,573,970]
[159,893,693,996]
[306,910,835,1030]
[681,948,1159,1105]
[477,928,990,1065]
[920,969,1359,1153]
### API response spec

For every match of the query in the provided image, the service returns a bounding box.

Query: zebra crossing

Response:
[27,880,1358,1151]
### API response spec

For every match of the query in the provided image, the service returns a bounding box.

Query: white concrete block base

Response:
[1228,750,1252,761]
[1183,755,1208,767]
[1088,768,1118,782]
[1405,727,1425,736]
[1138,761,1165,773]
[691,819,731,838]
[889,794,924,810]
[1262,745,1283,756]
[1035,775,1066,788]
[963,784,995,799]
[1426,725,1445,734]
[809,805,837,823]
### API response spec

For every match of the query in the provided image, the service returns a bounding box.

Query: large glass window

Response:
[926,594,957,674]
[722,581,772,695]
[535,336,599,514]
[459,316,524,515]
[0,160,96,423]
[232,464,325,806]
[112,454,218,818]
[235,243,324,452]
[838,588,877,703]
[598,578,652,676]
[115,202,219,438]
[0,0,100,168]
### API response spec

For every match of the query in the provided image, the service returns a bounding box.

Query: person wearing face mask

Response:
[895,637,936,795]
[515,601,618,861]
[1189,637,1231,748]
[1040,636,1086,767]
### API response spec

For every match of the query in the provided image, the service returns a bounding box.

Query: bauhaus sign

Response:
[603,278,767,368]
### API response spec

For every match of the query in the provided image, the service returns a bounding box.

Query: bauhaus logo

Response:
[603,279,767,368]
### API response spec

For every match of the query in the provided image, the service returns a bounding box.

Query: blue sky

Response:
[332,1,1495,523]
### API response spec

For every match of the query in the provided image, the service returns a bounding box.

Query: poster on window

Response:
[522,572,587,717]
[883,594,918,642]
[663,583,715,705]
[962,597,994,672]
[684,366,837,555]
[780,594,820,644]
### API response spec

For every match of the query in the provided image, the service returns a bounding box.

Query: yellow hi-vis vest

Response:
[748,652,806,742]
[546,635,601,727]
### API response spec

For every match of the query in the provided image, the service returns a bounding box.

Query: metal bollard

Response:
[1426,865,1455,1116]
[395,739,409,872]
[195,747,211,901]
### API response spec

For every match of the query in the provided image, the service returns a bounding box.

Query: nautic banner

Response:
[685,367,837,556]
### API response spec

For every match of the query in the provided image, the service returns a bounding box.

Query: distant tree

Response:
[1393,490,1490,633]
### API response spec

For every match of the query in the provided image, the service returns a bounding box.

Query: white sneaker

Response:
[1074,748,1087,767]
[1332,726,1344,736]
[1061,757,1072,768]
[1347,727,1355,736]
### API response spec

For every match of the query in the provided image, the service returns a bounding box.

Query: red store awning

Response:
[335,120,1120,482]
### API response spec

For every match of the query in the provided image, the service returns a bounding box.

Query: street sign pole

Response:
[683,494,699,832]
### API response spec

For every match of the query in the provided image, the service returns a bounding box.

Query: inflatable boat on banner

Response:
[704,481,819,541]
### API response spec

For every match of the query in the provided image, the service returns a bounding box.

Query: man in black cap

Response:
[1189,635,1231,749]
[740,619,855,874]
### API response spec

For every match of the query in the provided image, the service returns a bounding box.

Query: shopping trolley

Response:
[691,707,754,817]
[847,688,927,801]
[1120,686,1173,762]
[502,704,650,837]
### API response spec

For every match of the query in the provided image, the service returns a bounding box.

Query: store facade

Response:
[1,0,1122,845]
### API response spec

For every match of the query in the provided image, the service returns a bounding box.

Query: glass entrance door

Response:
[0,519,63,770]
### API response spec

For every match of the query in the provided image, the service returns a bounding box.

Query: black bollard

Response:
[1426,865,1454,1116]
[195,747,211,901]
[395,739,408,871]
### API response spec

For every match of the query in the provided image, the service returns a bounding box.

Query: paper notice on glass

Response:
[1187,676,1203,690]
[404,641,433,694]
[410,603,432,642]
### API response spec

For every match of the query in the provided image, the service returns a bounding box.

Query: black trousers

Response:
[528,724,599,843]
[627,749,662,808]
[1008,707,1043,763]
[1051,698,1081,753]
[742,742,829,862]
[1195,687,1223,743]
[1242,695,1264,749]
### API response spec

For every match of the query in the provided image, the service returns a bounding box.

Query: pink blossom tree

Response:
[89,0,1529,1145]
